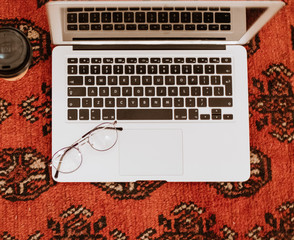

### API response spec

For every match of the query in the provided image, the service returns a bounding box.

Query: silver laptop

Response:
[46,1,284,182]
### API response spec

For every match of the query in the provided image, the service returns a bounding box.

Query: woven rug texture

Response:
[0,0,293,239]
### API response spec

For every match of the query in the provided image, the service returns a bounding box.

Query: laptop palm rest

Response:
[119,129,183,176]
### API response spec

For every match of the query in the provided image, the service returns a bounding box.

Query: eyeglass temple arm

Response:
[54,146,75,179]
[81,126,123,138]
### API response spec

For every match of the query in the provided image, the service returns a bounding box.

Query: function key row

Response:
[67,7,230,12]
[68,57,232,64]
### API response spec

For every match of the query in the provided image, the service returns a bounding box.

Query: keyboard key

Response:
[99,87,109,96]
[212,109,222,114]
[117,98,126,107]
[94,98,103,107]
[147,12,157,23]
[136,12,145,22]
[162,24,172,30]
[122,87,132,96]
[188,76,197,85]
[115,58,125,63]
[177,76,186,85]
[209,24,219,31]
[91,24,101,30]
[186,98,195,107]
[84,8,94,11]
[157,87,166,96]
[79,25,90,31]
[85,76,95,85]
[67,8,83,12]
[68,109,77,120]
[148,65,158,74]
[68,87,86,96]
[215,13,231,23]
[131,76,140,85]
[197,98,207,107]
[117,109,172,120]
[200,114,210,120]
[193,65,203,74]
[91,109,101,120]
[171,65,180,74]
[174,24,184,30]
[67,13,77,23]
[174,98,184,107]
[136,65,146,74]
[113,12,123,22]
[221,24,231,30]
[91,65,100,74]
[102,65,112,74]
[221,58,231,63]
[191,87,201,96]
[159,65,169,74]
[79,13,88,23]
[205,65,215,74]
[108,76,118,85]
[223,114,233,120]
[204,12,213,23]
[91,58,101,63]
[185,24,195,30]
[151,58,161,63]
[68,58,78,63]
[180,87,189,96]
[182,65,192,74]
[102,12,111,22]
[197,24,207,30]
[181,12,191,23]
[154,76,163,85]
[111,87,120,96]
[138,24,148,30]
[186,58,196,63]
[68,65,77,74]
[189,109,199,120]
[150,24,160,30]
[68,98,80,107]
[151,98,161,107]
[139,58,149,63]
[103,24,113,30]
[174,109,187,120]
[145,87,155,96]
[114,65,123,74]
[200,76,209,85]
[212,114,222,120]
[214,86,224,96]
[134,87,144,96]
[158,12,168,23]
[168,87,178,96]
[90,13,100,23]
[124,12,134,22]
[68,76,83,85]
[105,98,115,107]
[115,24,124,30]
[82,98,92,107]
[67,25,78,30]
[216,65,232,74]
[210,58,220,63]
[126,24,136,30]
[119,76,129,85]
[140,98,149,107]
[128,98,138,107]
[102,109,115,120]
[79,109,89,120]
[211,76,221,85]
[198,58,208,63]
[88,87,98,96]
[165,76,175,85]
[192,12,202,23]
[96,76,106,85]
[203,87,212,96]
[142,76,152,85]
[170,12,180,23]
[163,98,172,107]
[208,98,233,107]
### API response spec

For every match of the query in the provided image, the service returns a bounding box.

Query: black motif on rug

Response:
[0,231,43,240]
[19,82,52,136]
[0,98,12,124]
[92,181,165,200]
[138,202,238,240]
[0,147,53,201]
[0,18,51,68]
[246,34,261,58]
[247,201,294,239]
[250,63,294,142]
[37,0,49,8]
[210,147,271,198]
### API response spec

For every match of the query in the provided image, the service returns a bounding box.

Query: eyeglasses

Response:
[51,121,123,178]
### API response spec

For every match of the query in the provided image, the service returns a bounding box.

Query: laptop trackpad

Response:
[119,129,183,176]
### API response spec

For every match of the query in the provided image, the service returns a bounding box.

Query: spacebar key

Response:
[117,109,172,120]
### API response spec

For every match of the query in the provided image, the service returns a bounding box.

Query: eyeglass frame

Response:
[52,121,123,179]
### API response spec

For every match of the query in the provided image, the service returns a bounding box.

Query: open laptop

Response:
[46,1,284,182]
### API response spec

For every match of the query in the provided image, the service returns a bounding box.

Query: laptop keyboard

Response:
[66,7,231,32]
[67,56,233,121]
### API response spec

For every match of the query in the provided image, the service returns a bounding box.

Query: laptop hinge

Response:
[72,44,226,51]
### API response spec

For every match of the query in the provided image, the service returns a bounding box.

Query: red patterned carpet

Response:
[0,0,293,239]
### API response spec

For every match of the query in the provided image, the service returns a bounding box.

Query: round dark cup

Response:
[0,27,32,81]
